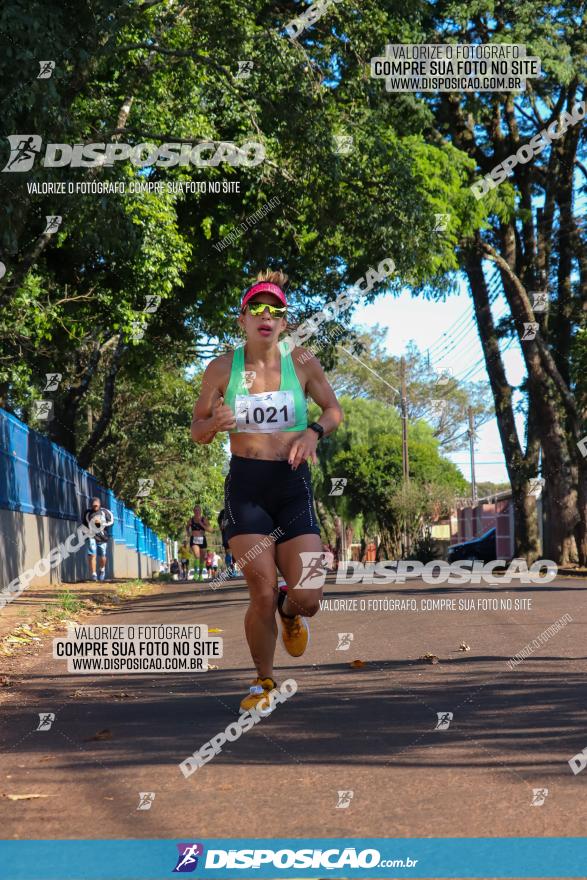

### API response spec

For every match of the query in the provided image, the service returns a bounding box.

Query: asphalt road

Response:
[0,573,586,842]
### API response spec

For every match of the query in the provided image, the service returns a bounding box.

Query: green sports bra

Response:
[224,341,308,433]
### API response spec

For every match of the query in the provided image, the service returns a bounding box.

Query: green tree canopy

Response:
[311,394,467,554]
[332,433,467,556]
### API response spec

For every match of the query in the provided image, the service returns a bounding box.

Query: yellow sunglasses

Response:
[246,302,287,318]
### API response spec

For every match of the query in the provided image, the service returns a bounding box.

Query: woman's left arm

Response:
[289,350,343,470]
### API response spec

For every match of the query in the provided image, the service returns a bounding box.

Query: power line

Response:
[426,275,505,371]
[454,337,516,383]
[426,270,503,360]
[426,307,476,357]
[432,272,516,382]
[431,306,509,373]
[451,460,509,465]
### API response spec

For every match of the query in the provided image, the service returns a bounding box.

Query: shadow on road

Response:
[2,660,585,778]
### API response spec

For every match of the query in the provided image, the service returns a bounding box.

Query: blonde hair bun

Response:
[255,269,289,289]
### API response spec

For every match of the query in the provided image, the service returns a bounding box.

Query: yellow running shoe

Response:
[239,677,277,715]
[278,591,310,657]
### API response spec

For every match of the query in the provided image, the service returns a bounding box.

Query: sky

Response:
[349,277,526,486]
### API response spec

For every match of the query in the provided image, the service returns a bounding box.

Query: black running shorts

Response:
[223,455,321,544]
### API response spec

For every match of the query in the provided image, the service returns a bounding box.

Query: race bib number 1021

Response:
[235,390,296,433]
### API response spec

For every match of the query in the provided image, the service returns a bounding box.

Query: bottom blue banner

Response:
[0,838,585,879]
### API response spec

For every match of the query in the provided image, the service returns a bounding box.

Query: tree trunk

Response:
[315,497,336,546]
[77,336,126,469]
[464,245,541,560]
[574,464,587,567]
[481,236,582,565]
[333,515,343,565]
[49,344,103,454]
[511,490,540,563]
[541,441,578,564]
[345,523,354,559]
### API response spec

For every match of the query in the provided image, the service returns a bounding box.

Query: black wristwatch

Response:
[308,422,324,440]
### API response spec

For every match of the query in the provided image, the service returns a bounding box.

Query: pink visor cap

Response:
[241,282,287,311]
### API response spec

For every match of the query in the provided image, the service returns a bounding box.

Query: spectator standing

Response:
[82,497,115,582]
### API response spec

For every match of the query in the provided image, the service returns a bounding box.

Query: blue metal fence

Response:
[0,408,166,563]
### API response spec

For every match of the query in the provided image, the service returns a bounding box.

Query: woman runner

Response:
[191,269,343,712]
[185,505,212,581]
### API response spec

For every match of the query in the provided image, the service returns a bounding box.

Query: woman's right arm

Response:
[191,358,236,444]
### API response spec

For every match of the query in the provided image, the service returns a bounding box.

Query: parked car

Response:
[447,528,496,563]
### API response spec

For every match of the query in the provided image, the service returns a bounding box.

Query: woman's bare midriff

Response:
[230,430,306,461]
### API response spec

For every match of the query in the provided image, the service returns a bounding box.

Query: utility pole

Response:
[400,357,410,555]
[86,405,94,475]
[468,406,477,504]
[400,357,409,484]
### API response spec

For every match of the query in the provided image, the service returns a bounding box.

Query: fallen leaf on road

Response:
[459,642,471,652]
[4,794,50,801]
[419,653,440,664]
[85,729,112,741]
[350,660,366,668]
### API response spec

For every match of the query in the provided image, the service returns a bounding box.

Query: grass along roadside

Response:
[0,579,157,662]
